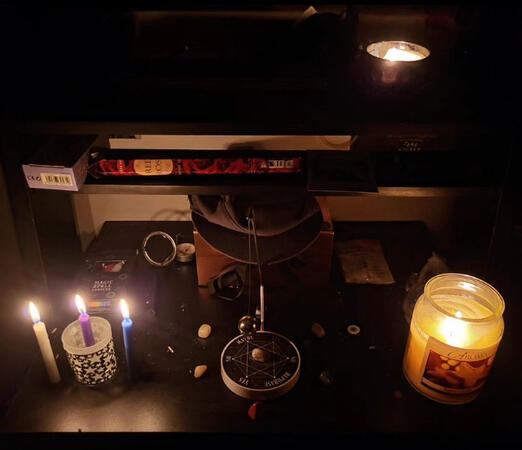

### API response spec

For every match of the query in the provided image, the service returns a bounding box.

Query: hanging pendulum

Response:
[236,215,259,336]
[221,212,301,400]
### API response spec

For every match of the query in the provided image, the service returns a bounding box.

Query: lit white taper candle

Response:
[29,302,61,384]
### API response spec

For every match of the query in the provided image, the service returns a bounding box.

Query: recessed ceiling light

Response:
[366,41,430,62]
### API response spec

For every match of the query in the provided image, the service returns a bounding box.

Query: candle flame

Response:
[29,302,41,324]
[120,299,130,319]
[75,294,86,314]
[441,315,468,347]
[383,46,424,62]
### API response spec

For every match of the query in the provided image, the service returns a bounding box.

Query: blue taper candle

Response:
[120,299,134,377]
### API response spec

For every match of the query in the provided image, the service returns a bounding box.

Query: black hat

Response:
[189,194,322,265]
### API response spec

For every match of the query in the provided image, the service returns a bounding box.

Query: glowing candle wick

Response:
[75,294,95,347]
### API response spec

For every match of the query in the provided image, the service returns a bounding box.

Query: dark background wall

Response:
[0,161,31,417]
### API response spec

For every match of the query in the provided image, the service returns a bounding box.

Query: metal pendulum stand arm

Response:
[259,285,265,332]
[250,216,264,332]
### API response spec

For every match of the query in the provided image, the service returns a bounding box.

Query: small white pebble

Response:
[198,324,212,339]
[251,348,270,362]
[194,365,207,378]
[311,322,326,338]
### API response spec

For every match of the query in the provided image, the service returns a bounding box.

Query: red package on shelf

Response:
[92,157,302,176]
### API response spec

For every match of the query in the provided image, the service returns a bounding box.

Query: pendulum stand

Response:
[220,213,301,400]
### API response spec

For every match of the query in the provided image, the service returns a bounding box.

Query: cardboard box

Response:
[22,135,97,191]
[108,135,352,150]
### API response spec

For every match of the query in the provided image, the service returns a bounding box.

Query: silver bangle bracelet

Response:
[142,231,177,267]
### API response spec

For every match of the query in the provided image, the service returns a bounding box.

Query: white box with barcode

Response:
[22,135,95,191]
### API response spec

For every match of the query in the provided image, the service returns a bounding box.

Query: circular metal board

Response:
[221,331,300,400]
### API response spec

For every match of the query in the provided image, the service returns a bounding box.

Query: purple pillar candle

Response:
[75,294,95,347]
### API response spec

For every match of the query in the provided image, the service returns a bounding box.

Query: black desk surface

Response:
[1,221,521,444]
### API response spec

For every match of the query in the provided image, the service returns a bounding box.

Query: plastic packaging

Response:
[334,239,394,285]
[402,252,450,324]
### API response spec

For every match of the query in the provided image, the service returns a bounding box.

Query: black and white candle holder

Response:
[61,316,117,386]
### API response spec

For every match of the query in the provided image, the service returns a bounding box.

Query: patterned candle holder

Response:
[61,316,117,386]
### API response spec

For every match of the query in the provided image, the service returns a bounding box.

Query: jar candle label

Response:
[419,337,499,396]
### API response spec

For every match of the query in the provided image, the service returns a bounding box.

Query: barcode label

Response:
[41,173,73,186]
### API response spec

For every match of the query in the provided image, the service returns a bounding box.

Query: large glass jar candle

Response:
[403,273,504,404]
